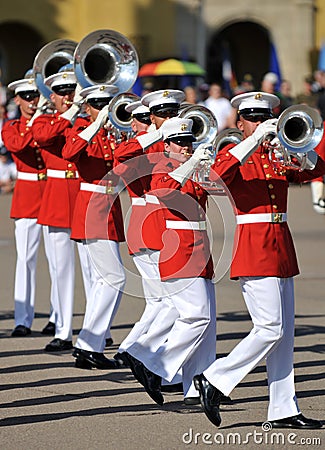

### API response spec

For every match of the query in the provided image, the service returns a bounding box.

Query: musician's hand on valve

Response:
[191,143,214,163]
[252,118,278,144]
[78,104,110,143]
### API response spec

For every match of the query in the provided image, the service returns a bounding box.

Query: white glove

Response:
[59,103,81,124]
[73,83,83,104]
[27,94,48,127]
[169,143,212,186]
[311,180,325,214]
[229,119,278,164]
[191,143,214,163]
[252,118,278,144]
[136,128,162,150]
[78,104,110,143]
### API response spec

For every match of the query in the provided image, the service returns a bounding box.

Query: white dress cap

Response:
[79,84,119,101]
[231,91,280,112]
[142,89,185,109]
[8,78,38,94]
[161,117,195,141]
[44,71,77,89]
[125,100,150,115]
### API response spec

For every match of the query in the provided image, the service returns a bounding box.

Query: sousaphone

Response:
[73,29,139,93]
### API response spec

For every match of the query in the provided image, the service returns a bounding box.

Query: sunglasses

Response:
[52,85,76,96]
[87,98,112,110]
[241,114,272,123]
[18,91,40,101]
[169,138,194,147]
[152,109,179,118]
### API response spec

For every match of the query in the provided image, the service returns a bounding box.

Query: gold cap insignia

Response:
[62,73,68,79]
[181,123,188,131]
[163,90,170,97]
[255,93,263,100]
[100,86,105,91]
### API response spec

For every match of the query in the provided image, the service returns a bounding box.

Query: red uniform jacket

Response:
[210,143,325,279]
[1,116,47,218]
[62,121,124,242]
[114,135,165,254]
[313,121,325,182]
[151,155,213,281]
[32,113,84,228]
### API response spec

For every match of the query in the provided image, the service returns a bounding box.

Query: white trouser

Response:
[128,277,217,397]
[119,249,170,352]
[42,226,56,324]
[204,276,300,421]
[76,241,94,304]
[46,227,75,341]
[75,239,126,352]
[14,218,52,328]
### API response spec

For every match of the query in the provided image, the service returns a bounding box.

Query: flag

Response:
[318,41,325,71]
[221,43,237,97]
[269,42,282,91]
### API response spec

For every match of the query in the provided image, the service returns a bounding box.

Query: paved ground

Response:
[0,184,324,449]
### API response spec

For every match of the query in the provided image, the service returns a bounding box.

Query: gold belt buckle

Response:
[65,170,75,179]
[106,185,115,194]
[38,172,47,181]
[272,213,283,223]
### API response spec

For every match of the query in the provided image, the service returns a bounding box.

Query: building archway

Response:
[206,21,272,93]
[0,22,44,85]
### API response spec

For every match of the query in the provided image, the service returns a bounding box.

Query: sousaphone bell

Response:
[33,39,77,99]
[73,29,139,93]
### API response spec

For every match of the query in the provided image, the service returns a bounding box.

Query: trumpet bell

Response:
[74,29,139,92]
[108,92,140,131]
[277,104,324,153]
[178,104,218,144]
[33,39,77,99]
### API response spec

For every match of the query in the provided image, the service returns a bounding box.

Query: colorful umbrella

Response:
[138,58,205,77]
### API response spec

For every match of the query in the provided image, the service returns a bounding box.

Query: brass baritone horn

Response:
[213,128,243,153]
[73,29,139,93]
[108,92,140,132]
[178,103,218,145]
[277,104,323,154]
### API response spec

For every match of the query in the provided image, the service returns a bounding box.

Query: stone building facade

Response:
[0,0,324,95]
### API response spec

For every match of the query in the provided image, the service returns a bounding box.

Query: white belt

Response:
[131,197,146,206]
[166,220,207,230]
[80,182,119,195]
[47,169,79,179]
[236,213,288,224]
[145,194,160,204]
[17,171,47,181]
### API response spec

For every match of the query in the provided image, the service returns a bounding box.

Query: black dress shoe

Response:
[113,352,130,368]
[11,325,31,337]
[73,348,118,370]
[41,321,55,336]
[194,374,222,427]
[184,397,200,406]
[105,338,114,347]
[270,413,323,429]
[44,338,73,352]
[125,352,164,406]
[184,393,232,407]
[161,382,183,394]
